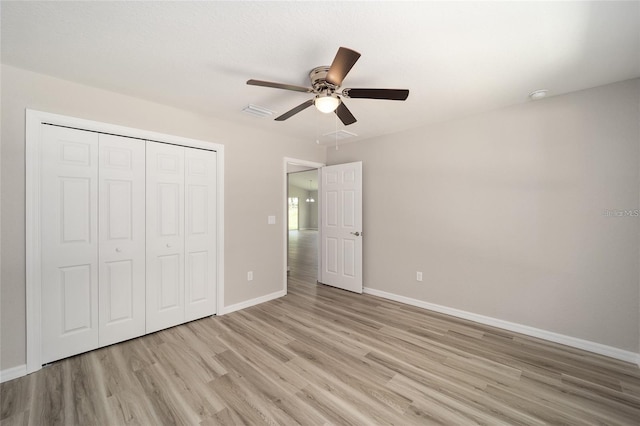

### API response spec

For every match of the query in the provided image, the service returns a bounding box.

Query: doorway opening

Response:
[287,169,318,282]
[283,158,363,295]
[284,158,324,292]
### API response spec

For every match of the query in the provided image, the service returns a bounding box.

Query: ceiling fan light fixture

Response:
[315,95,340,113]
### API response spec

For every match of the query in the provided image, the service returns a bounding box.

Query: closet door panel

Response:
[98,134,146,346]
[146,142,185,333]
[41,125,99,363]
[185,149,217,320]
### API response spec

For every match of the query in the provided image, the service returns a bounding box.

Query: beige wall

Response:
[0,65,326,370]
[328,79,640,352]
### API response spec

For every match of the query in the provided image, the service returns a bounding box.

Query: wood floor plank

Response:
[105,389,159,426]
[0,373,33,421]
[514,374,639,425]
[207,374,282,426]
[285,339,412,414]
[215,330,310,396]
[386,373,513,426]
[64,353,111,425]
[2,229,639,425]
[198,407,244,426]
[213,347,329,425]
[294,383,381,426]
[215,315,297,364]
[133,363,202,425]
[0,411,29,426]
[26,363,67,426]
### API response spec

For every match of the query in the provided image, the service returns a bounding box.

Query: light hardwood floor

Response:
[2,231,640,425]
[288,230,318,282]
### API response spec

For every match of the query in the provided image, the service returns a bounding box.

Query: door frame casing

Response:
[26,109,225,374]
[283,157,325,293]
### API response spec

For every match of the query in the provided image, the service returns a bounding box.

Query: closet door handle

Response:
[115,248,122,253]
[166,243,172,248]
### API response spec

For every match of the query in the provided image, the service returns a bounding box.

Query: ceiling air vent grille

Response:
[242,104,275,118]
[323,130,358,140]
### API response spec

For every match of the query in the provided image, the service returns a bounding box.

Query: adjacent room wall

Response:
[328,79,640,353]
[0,64,326,370]
[288,170,318,230]
[307,190,318,229]
[296,190,319,230]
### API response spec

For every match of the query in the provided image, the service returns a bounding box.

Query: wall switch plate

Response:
[268,215,276,225]
[247,271,253,281]
[416,271,423,282]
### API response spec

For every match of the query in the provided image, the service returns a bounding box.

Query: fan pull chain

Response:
[315,112,320,144]
[335,113,339,151]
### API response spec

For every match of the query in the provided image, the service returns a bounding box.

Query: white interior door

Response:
[41,125,99,363]
[98,134,146,346]
[320,161,363,293]
[184,148,217,320]
[146,142,185,333]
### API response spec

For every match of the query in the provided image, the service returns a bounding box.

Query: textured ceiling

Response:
[2,1,639,145]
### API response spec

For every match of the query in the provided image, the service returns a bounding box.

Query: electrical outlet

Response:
[416,271,423,282]
[247,271,253,281]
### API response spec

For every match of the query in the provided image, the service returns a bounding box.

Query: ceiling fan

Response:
[246,47,409,126]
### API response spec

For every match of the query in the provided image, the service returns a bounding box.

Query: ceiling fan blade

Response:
[335,101,357,126]
[247,79,312,93]
[275,99,314,121]
[326,47,361,87]
[342,88,409,101]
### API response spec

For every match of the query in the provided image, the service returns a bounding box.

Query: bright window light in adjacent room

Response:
[315,95,340,113]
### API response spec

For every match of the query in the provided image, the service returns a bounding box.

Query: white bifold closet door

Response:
[98,134,146,346]
[184,148,217,321]
[42,126,100,363]
[41,127,216,363]
[41,127,146,363]
[146,142,217,333]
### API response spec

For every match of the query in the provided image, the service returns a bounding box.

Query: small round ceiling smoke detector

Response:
[529,89,548,100]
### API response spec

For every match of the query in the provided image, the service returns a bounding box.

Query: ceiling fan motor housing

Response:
[310,66,338,95]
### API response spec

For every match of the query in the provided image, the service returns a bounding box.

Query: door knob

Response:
[166,243,172,248]
[115,248,122,253]
[350,231,361,237]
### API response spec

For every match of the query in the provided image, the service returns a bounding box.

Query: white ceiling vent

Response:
[322,130,358,140]
[242,104,275,118]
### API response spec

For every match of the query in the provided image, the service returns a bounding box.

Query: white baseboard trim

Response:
[0,364,27,383]
[221,289,286,315]
[364,287,640,366]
